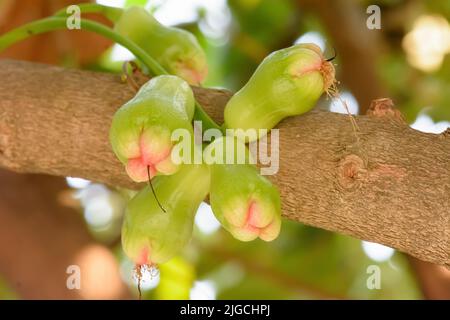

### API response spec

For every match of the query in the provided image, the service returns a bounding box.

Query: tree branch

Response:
[0,59,448,267]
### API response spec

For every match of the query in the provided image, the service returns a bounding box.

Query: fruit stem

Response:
[147,166,166,213]
[0,16,167,75]
[194,101,223,132]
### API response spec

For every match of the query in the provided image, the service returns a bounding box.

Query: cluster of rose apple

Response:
[0,4,336,268]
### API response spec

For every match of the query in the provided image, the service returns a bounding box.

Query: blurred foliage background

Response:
[0,0,449,300]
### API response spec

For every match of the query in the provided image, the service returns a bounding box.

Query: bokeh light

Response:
[96,0,125,8]
[329,91,359,115]
[403,15,450,72]
[109,44,134,62]
[190,280,217,300]
[75,184,124,230]
[361,241,395,263]
[294,31,326,51]
[75,245,124,299]
[195,202,221,235]
[410,113,450,134]
[65,177,91,189]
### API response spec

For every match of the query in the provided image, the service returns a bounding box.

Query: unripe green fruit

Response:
[122,163,210,265]
[204,136,282,242]
[224,43,336,141]
[109,75,194,182]
[115,6,208,85]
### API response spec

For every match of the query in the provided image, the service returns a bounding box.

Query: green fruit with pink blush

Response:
[204,136,282,242]
[224,43,336,142]
[114,6,208,85]
[109,75,195,182]
[121,162,210,265]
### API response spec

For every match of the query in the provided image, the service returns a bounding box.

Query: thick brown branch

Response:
[0,59,448,267]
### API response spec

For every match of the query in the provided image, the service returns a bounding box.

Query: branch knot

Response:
[367,98,405,123]
[336,154,367,191]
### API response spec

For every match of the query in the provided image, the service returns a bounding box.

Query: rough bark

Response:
[0,59,448,267]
